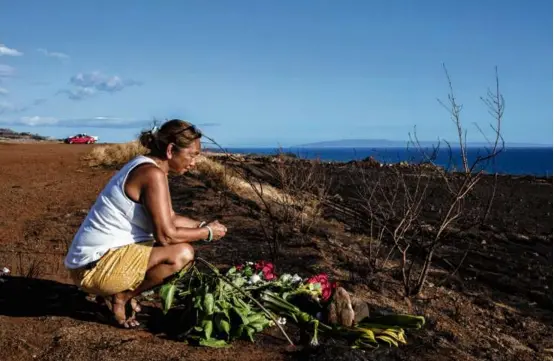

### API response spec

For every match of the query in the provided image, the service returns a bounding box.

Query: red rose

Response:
[255,260,269,271]
[307,273,335,301]
[307,273,329,285]
[235,264,244,271]
[263,271,276,281]
[254,261,263,271]
[262,264,276,280]
[255,261,277,281]
[322,287,331,301]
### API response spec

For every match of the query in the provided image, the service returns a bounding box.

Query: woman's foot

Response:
[130,298,141,313]
[101,293,141,328]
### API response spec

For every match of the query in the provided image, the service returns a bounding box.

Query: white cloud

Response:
[61,71,142,100]
[37,48,69,60]
[0,116,150,128]
[0,87,7,96]
[0,64,15,78]
[0,44,22,56]
[19,116,59,126]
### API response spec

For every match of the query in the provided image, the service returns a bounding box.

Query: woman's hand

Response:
[206,220,227,241]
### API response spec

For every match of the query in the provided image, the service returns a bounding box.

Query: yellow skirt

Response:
[68,241,154,296]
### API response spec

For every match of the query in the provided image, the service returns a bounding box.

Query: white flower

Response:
[277,317,287,325]
[279,273,292,283]
[1,267,9,275]
[249,274,261,284]
[291,274,302,283]
[246,261,254,266]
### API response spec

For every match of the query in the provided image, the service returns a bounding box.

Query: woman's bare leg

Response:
[111,243,195,328]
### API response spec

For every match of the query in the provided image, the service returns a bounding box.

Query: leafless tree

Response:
[407,65,504,295]
[343,65,504,296]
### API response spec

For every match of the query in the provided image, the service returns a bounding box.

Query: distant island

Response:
[295,139,552,148]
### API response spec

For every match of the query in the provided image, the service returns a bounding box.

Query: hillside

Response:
[0,128,56,142]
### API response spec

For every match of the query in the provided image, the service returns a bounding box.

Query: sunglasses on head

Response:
[175,125,203,139]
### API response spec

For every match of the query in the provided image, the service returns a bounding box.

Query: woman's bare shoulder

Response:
[128,162,165,185]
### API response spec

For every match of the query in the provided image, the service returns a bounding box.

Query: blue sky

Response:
[0,0,551,146]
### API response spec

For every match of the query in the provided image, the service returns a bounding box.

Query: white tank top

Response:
[64,155,158,269]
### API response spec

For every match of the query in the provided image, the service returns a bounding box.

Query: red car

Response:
[65,134,97,144]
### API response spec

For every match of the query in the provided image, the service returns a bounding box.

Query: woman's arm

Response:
[171,210,203,228]
[140,167,211,245]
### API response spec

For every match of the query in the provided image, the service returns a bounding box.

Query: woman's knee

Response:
[173,243,194,269]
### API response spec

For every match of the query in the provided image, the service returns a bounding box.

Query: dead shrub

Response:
[84,141,148,167]
[349,66,504,296]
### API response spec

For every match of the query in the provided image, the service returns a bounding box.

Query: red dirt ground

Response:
[0,143,552,361]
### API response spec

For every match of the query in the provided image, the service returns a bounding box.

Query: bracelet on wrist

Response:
[198,221,206,228]
[204,226,213,242]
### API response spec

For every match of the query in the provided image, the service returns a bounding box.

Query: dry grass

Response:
[195,155,298,208]
[84,141,148,167]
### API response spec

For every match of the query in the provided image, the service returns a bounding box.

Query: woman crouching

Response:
[64,119,227,328]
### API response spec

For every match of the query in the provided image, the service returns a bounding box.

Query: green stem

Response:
[310,319,320,346]
[196,257,295,347]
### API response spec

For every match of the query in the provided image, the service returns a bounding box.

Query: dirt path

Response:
[0,143,112,282]
[0,143,296,361]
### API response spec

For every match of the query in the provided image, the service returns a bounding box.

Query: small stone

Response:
[481,240,487,245]
[351,296,370,323]
[326,287,355,327]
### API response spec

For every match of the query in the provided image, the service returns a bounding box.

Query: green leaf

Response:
[204,293,215,315]
[233,296,251,313]
[247,313,265,324]
[159,283,177,314]
[220,319,231,335]
[199,338,230,348]
[245,326,255,342]
[193,295,203,310]
[201,319,213,340]
[178,290,191,297]
[232,306,250,325]
[215,312,231,335]
[248,320,267,332]
[217,300,231,311]
[232,277,246,288]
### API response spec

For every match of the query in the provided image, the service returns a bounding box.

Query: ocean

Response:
[211,147,553,177]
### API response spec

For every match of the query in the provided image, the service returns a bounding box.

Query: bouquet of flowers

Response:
[159,258,424,349]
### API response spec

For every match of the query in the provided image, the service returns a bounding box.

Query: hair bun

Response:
[139,129,156,150]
